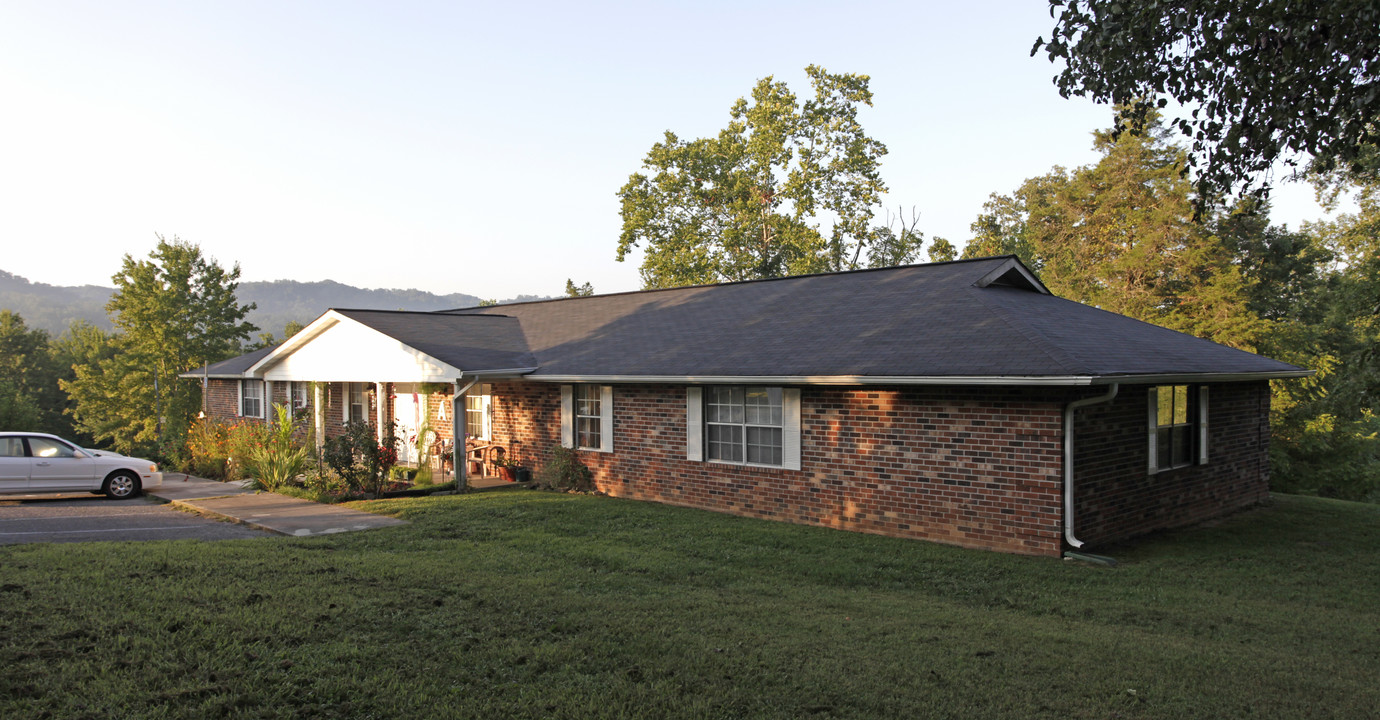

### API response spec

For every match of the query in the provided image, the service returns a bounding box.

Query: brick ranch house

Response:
[186,256,1308,556]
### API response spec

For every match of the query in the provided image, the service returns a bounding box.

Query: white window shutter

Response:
[599,385,614,453]
[236,380,244,417]
[782,387,802,471]
[1197,385,1210,465]
[1147,387,1160,475]
[560,385,574,448]
[685,387,702,461]
[342,383,350,423]
[264,380,272,419]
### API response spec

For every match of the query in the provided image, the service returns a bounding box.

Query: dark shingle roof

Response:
[194,256,1307,383]
[330,309,536,372]
[436,257,1302,381]
[184,344,279,378]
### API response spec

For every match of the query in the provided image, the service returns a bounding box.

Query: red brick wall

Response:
[1072,381,1271,547]
[205,379,239,420]
[204,377,1272,555]
[204,380,365,441]
[486,382,1069,556]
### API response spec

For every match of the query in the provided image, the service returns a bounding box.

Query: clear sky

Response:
[0,1,1336,299]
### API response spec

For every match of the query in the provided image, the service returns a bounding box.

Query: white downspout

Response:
[1064,383,1119,549]
[453,376,478,491]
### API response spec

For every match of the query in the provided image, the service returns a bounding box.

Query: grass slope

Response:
[2,492,1377,719]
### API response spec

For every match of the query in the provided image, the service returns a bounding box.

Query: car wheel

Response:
[103,471,141,499]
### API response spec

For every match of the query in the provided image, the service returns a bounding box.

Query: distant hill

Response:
[0,270,544,338]
[0,270,113,334]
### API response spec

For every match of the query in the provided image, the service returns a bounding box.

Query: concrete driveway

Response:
[0,494,271,544]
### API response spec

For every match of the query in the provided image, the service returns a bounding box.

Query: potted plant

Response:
[495,454,520,482]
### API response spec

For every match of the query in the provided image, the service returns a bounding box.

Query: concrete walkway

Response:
[148,474,407,537]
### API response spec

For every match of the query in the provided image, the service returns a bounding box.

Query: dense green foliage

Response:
[1034,0,1380,200]
[322,419,399,498]
[2,491,1377,718]
[617,66,927,288]
[0,311,62,432]
[61,237,257,459]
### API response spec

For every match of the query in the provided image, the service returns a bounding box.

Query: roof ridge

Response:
[972,287,1090,376]
[441,256,1018,313]
[334,307,514,318]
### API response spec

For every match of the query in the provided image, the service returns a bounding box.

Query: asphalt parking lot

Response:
[0,494,272,544]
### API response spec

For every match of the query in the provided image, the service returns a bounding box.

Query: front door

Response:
[394,393,420,465]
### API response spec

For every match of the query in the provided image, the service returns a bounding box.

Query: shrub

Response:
[185,416,229,479]
[241,404,310,491]
[322,420,398,498]
[536,445,594,492]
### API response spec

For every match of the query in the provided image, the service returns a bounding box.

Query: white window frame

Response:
[1148,384,1208,474]
[464,383,492,441]
[239,379,264,419]
[345,383,366,425]
[289,382,309,417]
[687,386,801,471]
[560,385,613,453]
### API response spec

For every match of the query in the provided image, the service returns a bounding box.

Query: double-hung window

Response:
[1149,385,1208,473]
[706,386,783,465]
[575,385,602,450]
[688,386,801,470]
[290,382,309,414]
[465,384,491,440]
[240,380,263,418]
[347,383,366,424]
[560,385,613,452]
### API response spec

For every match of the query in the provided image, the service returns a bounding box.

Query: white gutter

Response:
[528,374,1099,386]
[1063,383,1119,549]
[526,370,1309,386]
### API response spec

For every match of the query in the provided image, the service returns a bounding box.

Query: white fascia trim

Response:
[526,374,1098,386]
[246,311,344,375]
[1091,370,1315,385]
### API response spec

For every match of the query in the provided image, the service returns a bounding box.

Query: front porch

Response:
[239,309,538,491]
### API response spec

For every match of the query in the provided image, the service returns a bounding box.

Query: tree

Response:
[617,65,919,288]
[49,321,116,444]
[63,236,257,457]
[1264,176,1380,500]
[564,279,594,297]
[926,238,956,263]
[0,311,64,433]
[1034,1,1380,201]
[962,114,1260,350]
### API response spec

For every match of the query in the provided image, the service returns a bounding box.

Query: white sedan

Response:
[0,432,164,499]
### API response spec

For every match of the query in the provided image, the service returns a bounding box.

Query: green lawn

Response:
[2,491,1377,719]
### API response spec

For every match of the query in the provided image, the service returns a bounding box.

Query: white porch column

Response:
[452,378,476,492]
[313,383,325,456]
[375,381,386,443]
